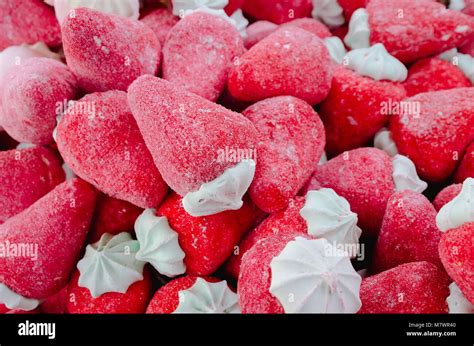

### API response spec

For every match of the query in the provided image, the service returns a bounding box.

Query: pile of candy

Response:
[0,0,473,314]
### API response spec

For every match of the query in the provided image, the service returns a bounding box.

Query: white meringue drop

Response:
[449,0,466,11]
[0,283,41,311]
[392,154,427,193]
[439,48,474,84]
[344,43,408,82]
[447,282,474,313]
[135,209,186,277]
[436,178,474,232]
[270,237,362,313]
[77,232,145,298]
[324,36,347,64]
[311,0,345,28]
[173,278,240,313]
[300,188,362,246]
[344,8,370,49]
[182,159,256,217]
[374,127,398,157]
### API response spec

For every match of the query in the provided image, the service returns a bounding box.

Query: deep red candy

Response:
[56,90,168,209]
[318,65,406,156]
[157,193,263,276]
[225,197,307,279]
[67,269,153,314]
[0,146,65,224]
[390,88,474,182]
[163,12,244,102]
[88,194,144,243]
[359,262,450,314]
[367,0,474,63]
[433,183,463,211]
[439,223,474,304]
[338,0,367,21]
[62,7,160,92]
[373,190,443,273]
[0,58,78,145]
[228,27,333,106]
[454,142,474,183]
[242,0,312,24]
[403,58,471,97]
[242,96,325,213]
[0,179,96,299]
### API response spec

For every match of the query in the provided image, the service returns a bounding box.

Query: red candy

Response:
[390,88,474,182]
[241,0,312,24]
[57,90,168,208]
[280,18,331,39]
[0,146,64,223]
[163,12,244,102]
[319,65,406,156]
[433,183,463,211]
[157,193,263,276]
[88,194,144,243]
[128,75,257,196]
[0,0,61,50]
[0,179,96,299]
[439,223,474,304]
[454,142,474,183]
[367,0,474,63]
[403,58,471,97]
[242,96,325,213]
[1,58,78,144]
[373,190,443,273]
[309,148,395,236]
[359,262,450,314]
[62,8,160,92]
[244,20,278,48]
[140,7,179,46]
[67,269,153,314]
[228,27,333,105]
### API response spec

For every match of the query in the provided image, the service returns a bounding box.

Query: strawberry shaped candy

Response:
[455,142,474,183]
[227,189,362,279]
[228,27,333,106]
[0,146,65,223]
[53,0,140,24]
[62,8,160,92]
[280,18,331,39]
[318,45,407,156]
[436,178,474,303]
[88,194,144,243]
[434,184,463,211]
[244,20,278,48]
[0,178,96,302]
[135,193,263,277]
[147,276,240,313]
[163,12,244,102]
[347,0,474,63]
[140,7,179,46]
[0,58,78,145]
[242,96,325,213]
[402,58,471,97]
[57,90,168,209]
[0,0,61,50]
[128,75,258,217]
[390,88,474,182]
[67,269,152,314]
[308,148,427,236]
[373,190,443,273]
[238,234,362,313]
[241,0,312,24]
[359,262,450,313]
